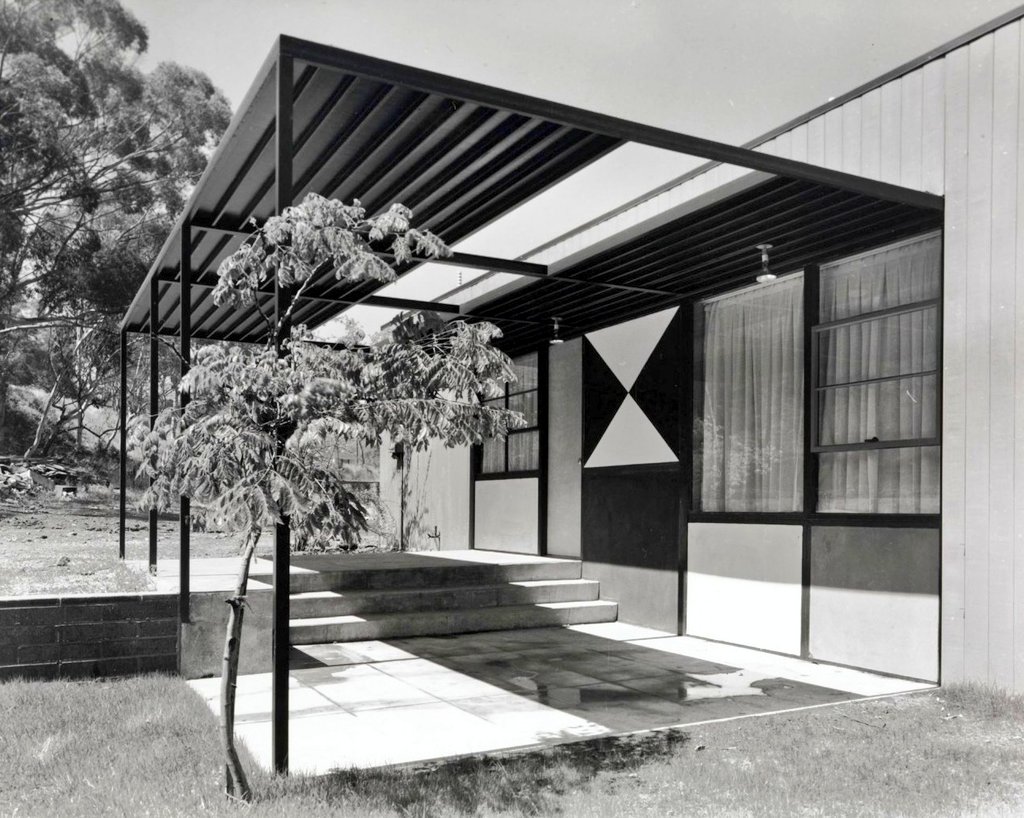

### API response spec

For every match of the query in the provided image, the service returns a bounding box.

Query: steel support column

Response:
[179,224,192,623]
[118,330,128,559]
[148,281,159,574]
[272,48,294,776]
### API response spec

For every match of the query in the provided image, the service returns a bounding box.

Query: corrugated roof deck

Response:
[481,176,943,353]
[122,34,944,349]
[124,51,618,341]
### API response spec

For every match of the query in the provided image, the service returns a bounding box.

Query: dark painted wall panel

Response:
[581,467,679,571]
[811,526,940,594]
[582,561,677,633]
[809,526,939,680]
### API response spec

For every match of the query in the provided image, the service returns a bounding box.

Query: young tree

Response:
[131,193,524,799]
[0,0,231,449]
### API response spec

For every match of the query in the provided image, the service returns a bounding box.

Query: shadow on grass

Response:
[254,729,689,816]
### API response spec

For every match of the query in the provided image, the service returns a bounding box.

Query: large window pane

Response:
[820,233,940,320]
[818,446,940,513]
[480,437,505,474]
[816,306,938,386]
[508,431,539,472]
[817,373,938,446]
[695,274,804,512]
[511,352,538,392]
[814,233,942,514]
[478,351,540,476]
[508,391,538,426]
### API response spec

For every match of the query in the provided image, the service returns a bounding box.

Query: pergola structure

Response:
[118,34,943,773]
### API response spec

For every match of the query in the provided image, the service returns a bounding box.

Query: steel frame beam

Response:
[118,331,127,560]
[272,48,293,777]
[179,224,192,626]
[148,281,158,574]
[153,274,461,315]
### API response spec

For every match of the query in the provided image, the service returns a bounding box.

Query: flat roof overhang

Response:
[120,34,943,345]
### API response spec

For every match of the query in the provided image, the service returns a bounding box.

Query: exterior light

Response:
[755,243,776,283]
[550,316,564,345]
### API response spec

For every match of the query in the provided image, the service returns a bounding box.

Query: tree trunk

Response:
[221,531,258,802]
[0,373,9,453]
[25,381,60,458]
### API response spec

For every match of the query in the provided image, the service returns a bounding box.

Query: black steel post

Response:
[272,47,294,777]
[118,330,128,560]
[149,280,159,575]
[179,224,192,624]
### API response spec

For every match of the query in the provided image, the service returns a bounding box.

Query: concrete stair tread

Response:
[257,556,583,594]
[291,599,616,628]
[289,599,618,643]
[290,578,598,601]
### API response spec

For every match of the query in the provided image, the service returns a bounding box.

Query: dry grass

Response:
[1,675,1023,817]
[0,488,245,596]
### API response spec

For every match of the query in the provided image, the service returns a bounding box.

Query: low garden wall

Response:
[0,592,178,680]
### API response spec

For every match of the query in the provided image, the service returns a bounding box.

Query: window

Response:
[694,274,804,511]
[813,233,941,513]
[479,352,540,475]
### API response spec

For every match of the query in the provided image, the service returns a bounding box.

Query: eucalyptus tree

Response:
[0,0,231,450]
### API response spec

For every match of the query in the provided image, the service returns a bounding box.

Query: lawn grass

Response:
[1,674,1022,817]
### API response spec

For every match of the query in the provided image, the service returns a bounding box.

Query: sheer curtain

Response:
[817,234,941,513]
[699,274,803,511]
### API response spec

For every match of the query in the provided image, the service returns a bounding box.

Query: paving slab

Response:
[188,622,934,774]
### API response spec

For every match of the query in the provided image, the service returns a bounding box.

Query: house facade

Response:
[391,11,1024,692]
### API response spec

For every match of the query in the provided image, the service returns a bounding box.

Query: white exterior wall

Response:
[379,434,471,551]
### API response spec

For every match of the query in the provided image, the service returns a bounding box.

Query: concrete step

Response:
[256,558,583,594]
[289,600,619,644]
[290,579,601,618]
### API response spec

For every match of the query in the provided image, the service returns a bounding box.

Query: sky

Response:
[123,0,1023,333]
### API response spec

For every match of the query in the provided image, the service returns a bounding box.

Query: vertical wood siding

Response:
[941,23,1024,691]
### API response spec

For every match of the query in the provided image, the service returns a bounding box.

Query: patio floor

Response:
[188,621,934,773]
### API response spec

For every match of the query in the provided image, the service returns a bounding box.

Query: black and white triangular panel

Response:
[582,307,681,468]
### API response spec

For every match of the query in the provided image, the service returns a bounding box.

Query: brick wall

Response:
[0,593,178,680]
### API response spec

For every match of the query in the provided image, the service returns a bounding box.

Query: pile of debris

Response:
[0,463,34,500]
[0,458,90,499]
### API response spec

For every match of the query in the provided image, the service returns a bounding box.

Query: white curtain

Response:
[817,234,941,513]
[699,274,803,511]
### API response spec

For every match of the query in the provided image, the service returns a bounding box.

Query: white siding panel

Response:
[922,59,946,193]
[963,33,995,683]
[988,22,1019,689]
[841,97,862,175]
[900,68,925,190]
[860,87,883,180]
[806,115,826,167]
[942,44,970,686]
[1015,20,1024,694]
[824,107,844,170]
[880,79,903,184]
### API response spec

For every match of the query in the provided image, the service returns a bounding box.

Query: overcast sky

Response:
[123,0,1023,332]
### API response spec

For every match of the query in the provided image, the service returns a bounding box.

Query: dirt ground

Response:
[0,486,242,597]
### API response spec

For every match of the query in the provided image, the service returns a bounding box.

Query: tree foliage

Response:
[0,0,231,450]
[132,193,524,549]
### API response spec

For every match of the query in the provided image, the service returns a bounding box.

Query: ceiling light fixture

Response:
[550,316,564,345]
[755,243,776,284]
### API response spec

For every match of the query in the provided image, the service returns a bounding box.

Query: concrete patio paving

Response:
[188,621,934,774]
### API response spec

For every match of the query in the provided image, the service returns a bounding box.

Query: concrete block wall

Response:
[0,593,178,680]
